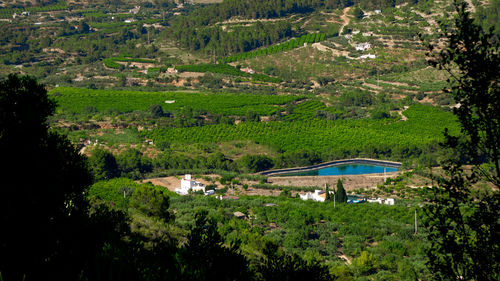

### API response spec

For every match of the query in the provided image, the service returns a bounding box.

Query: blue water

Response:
[281,164,398,176]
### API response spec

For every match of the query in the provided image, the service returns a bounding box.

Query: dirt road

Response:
[268,172,400,191]
[339,7,351,35]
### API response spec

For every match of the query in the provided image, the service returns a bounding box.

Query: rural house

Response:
[175,174,206,195]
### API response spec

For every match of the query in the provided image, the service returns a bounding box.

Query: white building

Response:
[367,197,395,205]
[175,174,206,195]
[359,54,376,59]
[300,190,332,202]
[356,42,372,51]
[240,67,255,74]
[129,6,141,14]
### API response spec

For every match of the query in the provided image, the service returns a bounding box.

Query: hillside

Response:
[1,0,499,279]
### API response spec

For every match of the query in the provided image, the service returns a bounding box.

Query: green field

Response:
[50,87,304,116]
[144,105,459,155]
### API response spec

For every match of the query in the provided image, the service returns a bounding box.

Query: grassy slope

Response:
[50,87,304,116]
[144,104,459,154]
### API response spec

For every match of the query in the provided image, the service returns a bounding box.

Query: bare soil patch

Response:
[311,42,350,57]
[338,7,351,35]
[268,172,401,191]
[116,61,156,69]
[397,105,409,121]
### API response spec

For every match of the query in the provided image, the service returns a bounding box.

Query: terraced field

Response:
[144,104,459,154]
[49,87,304,116]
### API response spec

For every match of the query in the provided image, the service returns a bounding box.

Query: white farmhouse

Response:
[359,54,376,59]
[300,190,332,202]
[367,197,395,205]
[385,198,395,205]
[175,174,206,195]
[356,42,372,51]
[240,67,255,74]
[167,67,178,74]
[129,6,141,14]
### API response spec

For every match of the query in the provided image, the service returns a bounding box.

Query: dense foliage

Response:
[0,74,119,280]
[144,105,459,159]
[423,2,500,279]
[171,20,294,56]
[86,176,430,280]
[175,0,414,27]
[50,87,302,116]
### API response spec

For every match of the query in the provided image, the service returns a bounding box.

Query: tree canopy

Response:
[423,1,500,279]
[0,74,106,280]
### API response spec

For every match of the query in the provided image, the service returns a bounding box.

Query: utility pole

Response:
[414,209,418,234]
[334,189,336,208]
[377,68,379,88]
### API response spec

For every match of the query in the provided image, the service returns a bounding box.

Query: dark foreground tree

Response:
[257,241,334,281]
[130,184,172,221]
[423,1,500,280]
[0,74,124,280]
[88,148,119,181]
[178,210,252,281]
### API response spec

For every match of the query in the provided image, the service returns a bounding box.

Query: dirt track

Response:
[268,171,400,191]
[338,7,351,35]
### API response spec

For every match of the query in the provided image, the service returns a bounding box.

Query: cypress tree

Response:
[325,184,331,201]
[336,179,347,203]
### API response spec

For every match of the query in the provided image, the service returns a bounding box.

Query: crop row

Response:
[49,87,304,116]
[282,100,328,121]
[143,105,459,154]
[220,33,326,63]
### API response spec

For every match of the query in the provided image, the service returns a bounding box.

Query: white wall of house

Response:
[367,197,395,205]
[356,42,371,51]
[300,190,328,202]
[176,174,206,195]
